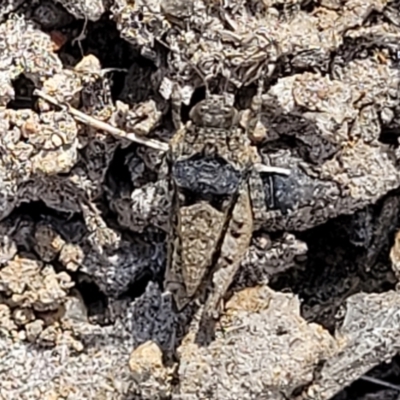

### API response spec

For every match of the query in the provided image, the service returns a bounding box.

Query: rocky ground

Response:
[1,0,400,399]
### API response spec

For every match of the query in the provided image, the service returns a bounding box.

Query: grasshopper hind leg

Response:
[248,167,269,231]
[201,181,254,323]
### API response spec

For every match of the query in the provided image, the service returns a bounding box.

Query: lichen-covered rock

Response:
[0,258,73,311]
[234,232,308,289]
[0,304,17,335]
[110,179,171,233]
[0,1,400,399]
[0,332,136,399]
[110,282,187,350]
[34,222,66,262]
[0,14,63,107]
[256,57,400,231]
[0,106,80,218]
[80,234,165,297]
[0,255,87,349]
[176,286,337,400]
[54,0,106,21]
[301,291,400,400]
[58,243,85,272]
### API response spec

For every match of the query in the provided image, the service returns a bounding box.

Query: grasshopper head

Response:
[189,95,239,129]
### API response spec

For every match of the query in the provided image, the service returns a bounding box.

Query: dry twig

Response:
[34,89,170,152]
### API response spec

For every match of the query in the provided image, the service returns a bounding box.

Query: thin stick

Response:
[34,89,169,152]
[360,375,400,391]
[254,163,291,176]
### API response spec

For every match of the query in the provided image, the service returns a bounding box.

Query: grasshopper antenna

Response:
[155,37,211,98]
[188,60,211,99]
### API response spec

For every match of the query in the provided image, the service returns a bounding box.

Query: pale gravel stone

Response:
[129,340,174,399]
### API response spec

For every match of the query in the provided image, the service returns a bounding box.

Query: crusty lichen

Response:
[0,1,400,399]
[176,286,338,400]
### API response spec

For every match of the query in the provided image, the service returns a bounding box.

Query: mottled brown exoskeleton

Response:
[164,82,290,318]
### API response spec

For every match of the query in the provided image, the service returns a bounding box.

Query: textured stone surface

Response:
[0,0,400,399]
[176,286,338,400]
